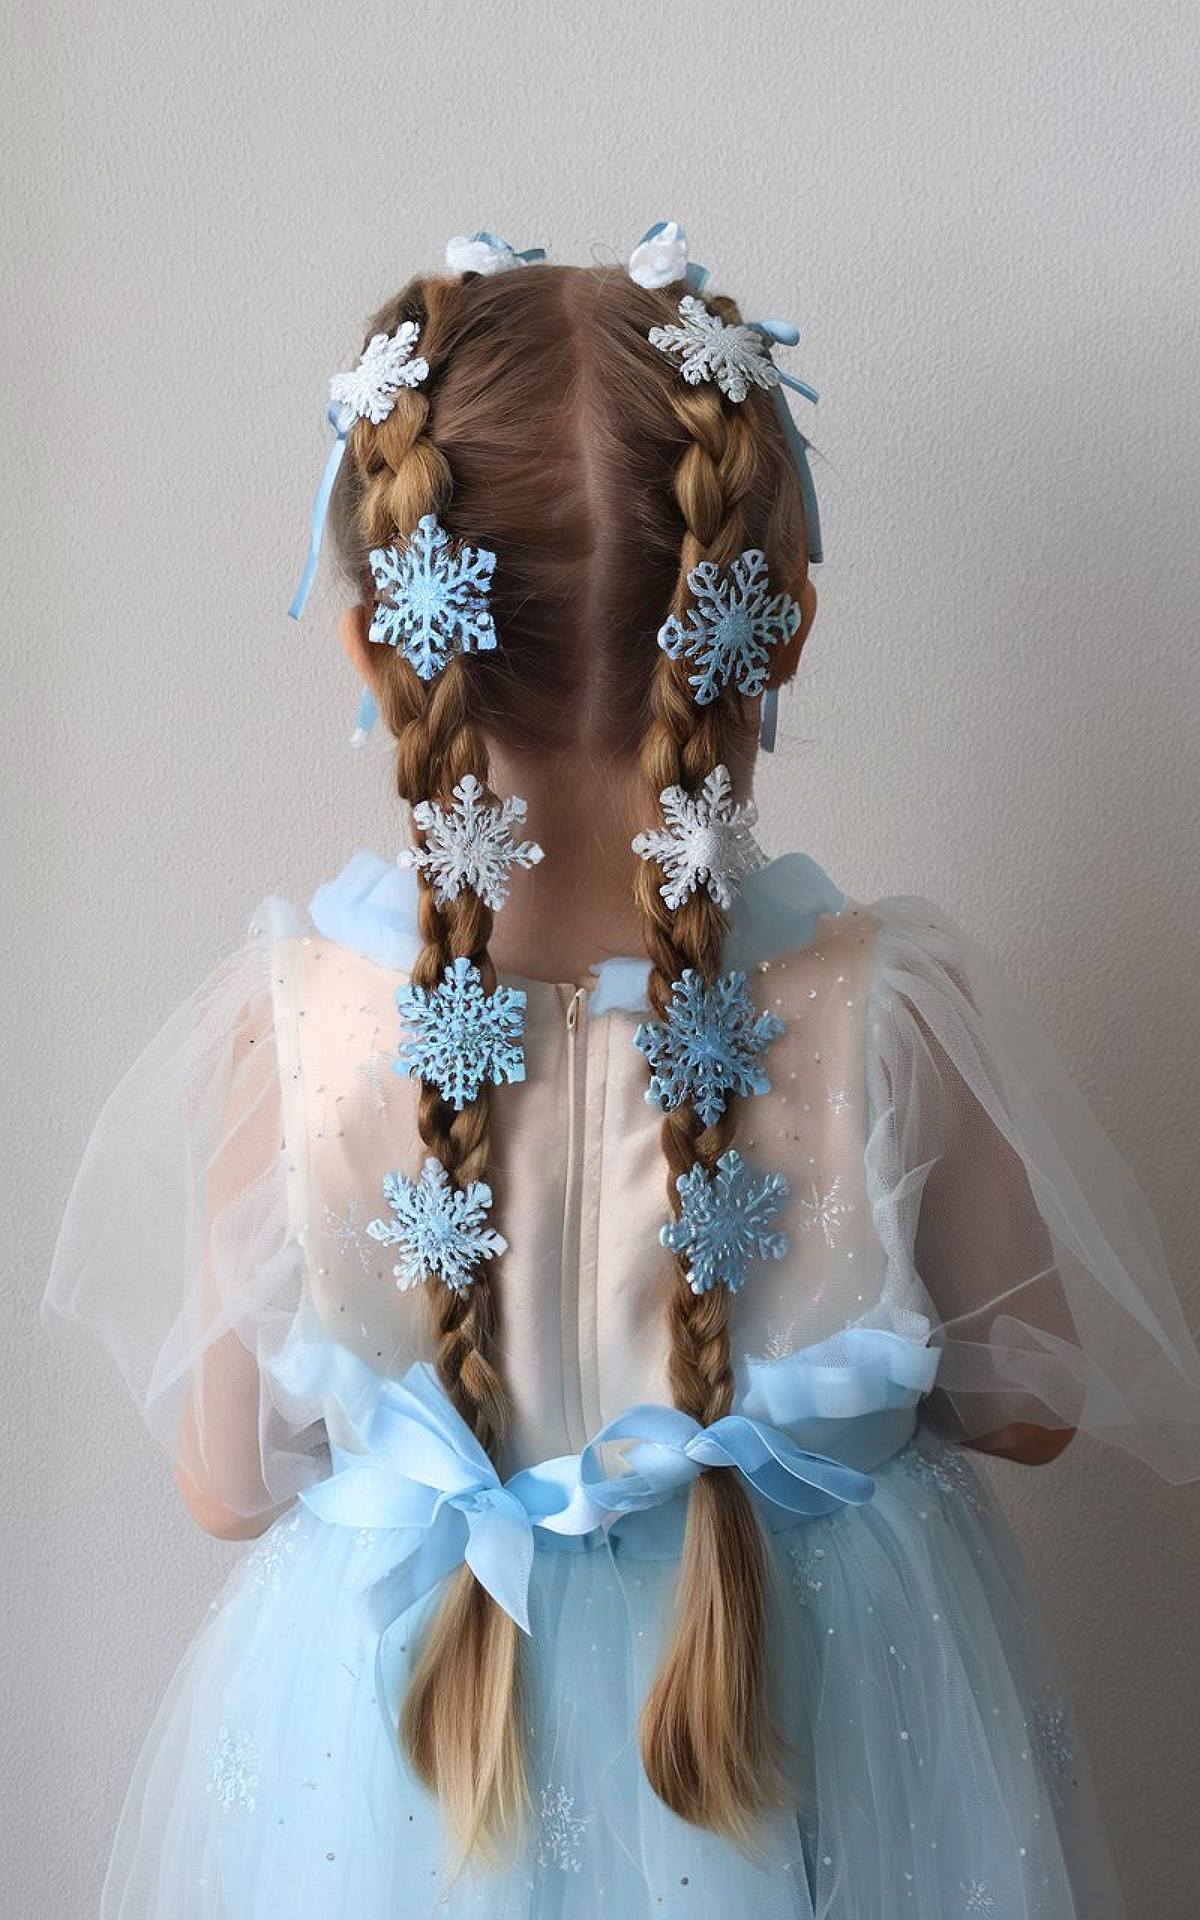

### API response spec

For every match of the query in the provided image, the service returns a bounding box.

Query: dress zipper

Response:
[560,981,590,1449]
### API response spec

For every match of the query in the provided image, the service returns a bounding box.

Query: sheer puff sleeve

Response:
[865,896,1200,1481]
[43,900,327,1535]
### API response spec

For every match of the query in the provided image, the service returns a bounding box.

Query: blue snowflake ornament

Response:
[661,1148,790,1295]
[658,549,800,704]
[395,956,525,1110]
[634,970,784,1127]
[367,1158,507,1294]
[369,514,498,680]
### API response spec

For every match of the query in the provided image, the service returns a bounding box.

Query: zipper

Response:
[559,980,592,1450]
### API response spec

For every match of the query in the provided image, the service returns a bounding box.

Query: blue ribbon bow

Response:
[300,1362,601,1635]
[580,1402,875,1519]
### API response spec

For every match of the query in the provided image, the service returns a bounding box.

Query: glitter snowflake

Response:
[328,322,429,432]
[634,970,783,1128]
[323,1197,373,1274]
[535,1782,591,1873]
[961,1883,996,1916]
[648,294,778,403]
[368,513,498,680]
[395,957,526,1111]
[206,1727,261,1813]
[631,764,764,911]
[366,1157,507,1294]
[399,774,544,910]
[661,1147,790,1295]
[900,1436,984,1514]
[788,1537,827,1607]
[796,1174,854,1249]
[1029,1691,1078,1784]
[658,548,800,704]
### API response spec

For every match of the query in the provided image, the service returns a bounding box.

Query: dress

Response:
[45,847,1200,1919]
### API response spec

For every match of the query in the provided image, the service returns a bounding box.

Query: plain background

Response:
[5,2,1199,1913]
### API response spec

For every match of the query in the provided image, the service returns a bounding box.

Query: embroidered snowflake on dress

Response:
[796,1174,854,1249]
[323,1197,373,1274]
[1029,1690,1078,1784]
[395,957,526,1110]
[631,765,764,911]
[367,1157,507,1294]
[535,1783,590,1873]
[788,1537,827,1606]
[368,514,498,680]
[661,1147,790,1295]
[206,1727,261,1813]
[648,294,778,403]
[658,549,801,704]
[328,322,429,433]
[399,774,544,910]
[900,1436,983,1513]
[248,1509,302,1591]
[961,1882,996,1916]
[634,970,783,1128]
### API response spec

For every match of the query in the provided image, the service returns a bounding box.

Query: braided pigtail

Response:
[634,300,789,1838]
[349,277,525,1859]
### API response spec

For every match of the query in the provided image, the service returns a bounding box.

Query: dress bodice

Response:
[272,870,927,1470]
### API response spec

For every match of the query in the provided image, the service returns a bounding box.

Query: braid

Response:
[634,314,784,1835]
[349,279,524,1855]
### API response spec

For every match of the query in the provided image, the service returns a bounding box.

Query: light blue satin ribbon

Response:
[288,401,349,621]
[296,1356,878,1775]
[300,1362,602,1636]
[579,1403,875,1521]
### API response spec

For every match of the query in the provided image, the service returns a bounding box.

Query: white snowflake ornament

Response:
[395,956,526,1110]
[658,548,800,704]
[369,514,498,680]
[328,323,429,433]
[628,221,689,290]
[648,295,779,404]
[661,1148,790,1295]
[634,970,783,1128]
[367,1158,507,1295]
[400,774,544,911]
[632,765,764,911]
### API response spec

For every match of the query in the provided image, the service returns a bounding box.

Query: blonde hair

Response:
[330,262,811,1854]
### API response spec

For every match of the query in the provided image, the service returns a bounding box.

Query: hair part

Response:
[331,262,811,1854]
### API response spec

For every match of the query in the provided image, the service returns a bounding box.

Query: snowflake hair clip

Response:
[634,970,784,1129]
[446,230,547,276]
[395,956,526,1111]
[661,1148,790,1295]
[367,1158,507,1295]
[659,549,800,704]
[288,324,430,622]
[632,765,763,911]
[649,295,821,409]
[369,513,498,681]
[400,774,544,911]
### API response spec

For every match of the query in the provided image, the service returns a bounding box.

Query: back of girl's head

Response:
[328,255,813,1858]
[331,263,807,758]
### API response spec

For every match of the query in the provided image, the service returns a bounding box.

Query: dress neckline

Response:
[308,848,848,1016]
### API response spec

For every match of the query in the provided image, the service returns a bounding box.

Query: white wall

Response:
[6,2,1199,1912]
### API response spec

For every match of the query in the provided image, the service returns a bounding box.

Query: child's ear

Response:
[338,605,381,693]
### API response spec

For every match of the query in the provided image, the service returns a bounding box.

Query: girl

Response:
[47,226,1200,1918]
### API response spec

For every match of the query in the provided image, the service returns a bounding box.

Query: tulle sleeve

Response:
[43,901,327,1530]
[864,896,1200,1481]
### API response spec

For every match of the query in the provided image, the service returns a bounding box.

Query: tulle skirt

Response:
[102,1432,1124,1919]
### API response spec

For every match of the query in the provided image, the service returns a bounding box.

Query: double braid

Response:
[633,302,783,1832]
[348,279,523,1850]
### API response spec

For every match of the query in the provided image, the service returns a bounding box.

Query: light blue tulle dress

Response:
[45,848,1200,1918]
